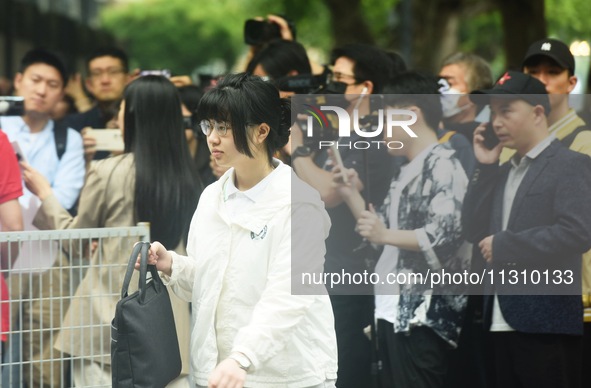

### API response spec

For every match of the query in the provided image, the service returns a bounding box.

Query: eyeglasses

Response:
[89,68,126,79]
[330,72,360,84]
[200,120,230,137]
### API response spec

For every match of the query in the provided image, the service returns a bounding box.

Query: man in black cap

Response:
[463,71,591,388]
[522,38,590,148]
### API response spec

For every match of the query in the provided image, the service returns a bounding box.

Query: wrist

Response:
[228,352,251,372]
[38,189,53,202]
[291,145,312,161]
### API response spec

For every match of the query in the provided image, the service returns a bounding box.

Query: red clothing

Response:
[0,130,22,204]
[0,129,23,342]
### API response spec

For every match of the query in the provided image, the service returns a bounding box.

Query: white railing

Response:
[0,225,150,388]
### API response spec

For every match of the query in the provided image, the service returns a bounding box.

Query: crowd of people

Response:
[1,13,591,388]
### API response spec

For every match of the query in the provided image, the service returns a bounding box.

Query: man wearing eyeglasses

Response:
[291,43,403,388]
[65,46,132,162]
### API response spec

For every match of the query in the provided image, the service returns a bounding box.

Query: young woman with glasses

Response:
[144,73,338,388]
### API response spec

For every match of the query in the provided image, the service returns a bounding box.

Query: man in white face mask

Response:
[439,52,493,143]
[435,77,477,178]
[440,85,474,121]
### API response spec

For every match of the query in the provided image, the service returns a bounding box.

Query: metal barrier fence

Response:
[0,225,150,388]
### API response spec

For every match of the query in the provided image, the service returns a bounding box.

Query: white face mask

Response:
[440,87,472,118]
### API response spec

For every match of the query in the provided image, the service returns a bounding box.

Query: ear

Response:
[362,80,374,95]
[567,75,577,93]
[402,105,423,127]
[252,123,271,145]
[533,105,546,123]
[85,76,94,93]
[13,73,23,93]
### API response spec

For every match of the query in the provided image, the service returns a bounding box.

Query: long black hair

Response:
[122,75,199,248]
[196,73,292,164]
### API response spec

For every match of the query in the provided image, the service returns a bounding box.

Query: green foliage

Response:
[99,0,591,77]
[546,0,591,42]
[458,9,505,78]
[101,0,244,74]
[361,0,399,48]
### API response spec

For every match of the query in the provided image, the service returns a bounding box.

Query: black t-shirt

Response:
[314,132,393,287]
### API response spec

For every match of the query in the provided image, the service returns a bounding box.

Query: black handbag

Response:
[111,242,182,387]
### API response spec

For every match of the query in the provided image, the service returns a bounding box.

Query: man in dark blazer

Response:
[462,71,591,388]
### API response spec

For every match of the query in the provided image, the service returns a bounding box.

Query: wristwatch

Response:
[292,145,312,160]
[229,352,251,372]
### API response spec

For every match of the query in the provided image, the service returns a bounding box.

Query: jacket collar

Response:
[217,161,292,233]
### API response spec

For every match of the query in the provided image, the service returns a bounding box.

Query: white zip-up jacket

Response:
[165,161,338,387]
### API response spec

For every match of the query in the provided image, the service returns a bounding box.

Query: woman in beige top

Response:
[22,75,200,387]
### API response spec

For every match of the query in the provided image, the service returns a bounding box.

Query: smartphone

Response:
[139,69,171,78]
[482,122,500,150]
[244,19,281,45]
[11,141,28,164]
[86,129,124,152]
[330,144,348,184]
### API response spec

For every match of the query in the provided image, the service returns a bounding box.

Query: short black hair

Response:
[19,48,68,86]
[330,44,398,94]
[383,71,443,131]
[197,73,291,163]
[85,46,129,73]
[246,39,311,80]
[178,85,204,114]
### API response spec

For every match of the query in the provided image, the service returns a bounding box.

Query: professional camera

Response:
[0,96,24,116]
[275,73,329,95]
[282,66,350,149]
[244,17,297,46]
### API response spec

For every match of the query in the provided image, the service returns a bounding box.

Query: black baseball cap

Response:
[470,71,551,115]
[522,38,575,74]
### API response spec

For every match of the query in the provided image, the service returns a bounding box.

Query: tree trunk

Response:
[496,0,546,70]
[323,0,374,47]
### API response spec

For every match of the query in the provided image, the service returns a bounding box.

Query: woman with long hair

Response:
[143,73,338,388]
[22,75,199,386]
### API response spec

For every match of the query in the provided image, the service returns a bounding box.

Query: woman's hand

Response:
[21,162,53,200]
[81,127,97,164]
[208,358,246,388]
[135,241,173,276]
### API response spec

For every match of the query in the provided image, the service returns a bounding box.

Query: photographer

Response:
[247,39,312,97]
[291,43,400,388]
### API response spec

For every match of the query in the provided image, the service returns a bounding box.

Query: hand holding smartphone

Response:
[330,144,348,184]
[11,141,28,164]
[482,122,500,150]
[86,129,124,152]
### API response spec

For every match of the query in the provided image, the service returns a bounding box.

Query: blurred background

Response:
[1,0,590,88]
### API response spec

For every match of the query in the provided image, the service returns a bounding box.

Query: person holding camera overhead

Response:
[291,43,398,388]
[143,73,338,388]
